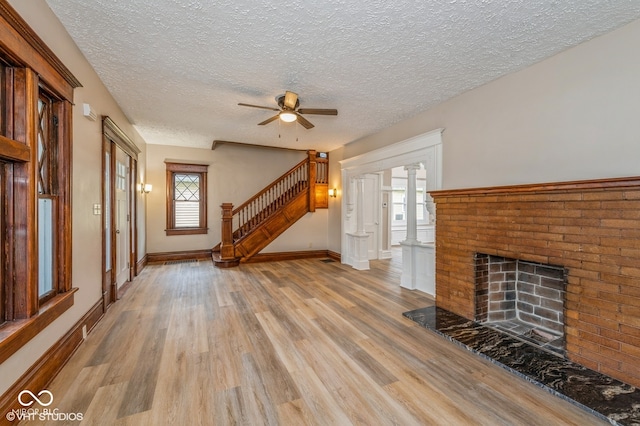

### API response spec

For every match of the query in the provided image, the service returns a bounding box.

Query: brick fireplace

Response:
[430,177,640,388]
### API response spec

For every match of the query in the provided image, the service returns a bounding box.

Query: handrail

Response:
[218,150,326,262]
[232,157,309,215]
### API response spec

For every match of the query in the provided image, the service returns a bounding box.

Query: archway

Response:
[338,128,443,296]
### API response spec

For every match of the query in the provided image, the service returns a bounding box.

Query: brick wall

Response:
[431,177,640,387]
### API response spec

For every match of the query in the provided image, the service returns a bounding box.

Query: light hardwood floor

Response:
[22,257,606,425]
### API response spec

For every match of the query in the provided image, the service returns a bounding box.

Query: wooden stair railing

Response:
[214,151,328,267]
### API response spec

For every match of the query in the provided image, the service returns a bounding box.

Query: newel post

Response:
[220,203,235,260]
[308,150,316,212]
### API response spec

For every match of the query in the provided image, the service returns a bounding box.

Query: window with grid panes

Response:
[165,162,208,235]
[37,91,58,303]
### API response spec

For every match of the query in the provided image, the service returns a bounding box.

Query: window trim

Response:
[165,162,208,236]
[0,1,79,364]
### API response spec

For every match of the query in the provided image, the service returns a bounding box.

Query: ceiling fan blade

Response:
[238,103,280,111]
[297,108,338,116]
[258,115,280,126]
[283,91,298,110]
[295,113,314,129]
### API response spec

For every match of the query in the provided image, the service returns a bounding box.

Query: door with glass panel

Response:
[102,118,139,309]
[115,146,130,289]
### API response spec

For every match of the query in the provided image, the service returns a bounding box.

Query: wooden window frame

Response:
[0,1,81,365]
[165,162,208,236]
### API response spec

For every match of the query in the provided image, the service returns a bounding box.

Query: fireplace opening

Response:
[475,253,567,357]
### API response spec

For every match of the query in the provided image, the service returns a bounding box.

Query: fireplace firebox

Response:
[475,253,567,355]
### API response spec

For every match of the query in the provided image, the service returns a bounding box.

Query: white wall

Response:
[330,17,640,251]
[341,18,640,187]
[263,210,328,253]
[145,144,328,253]
[1,0,148,397]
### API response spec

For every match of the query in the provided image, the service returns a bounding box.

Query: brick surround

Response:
[431,177,640,388]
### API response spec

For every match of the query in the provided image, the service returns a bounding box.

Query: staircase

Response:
[212,150,328,267]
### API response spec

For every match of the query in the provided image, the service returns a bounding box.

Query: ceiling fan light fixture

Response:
[279,111,297,122]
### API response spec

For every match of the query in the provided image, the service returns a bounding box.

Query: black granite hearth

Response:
[403,306,640,426]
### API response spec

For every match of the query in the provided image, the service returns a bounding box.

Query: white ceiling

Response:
[45,0,640,152]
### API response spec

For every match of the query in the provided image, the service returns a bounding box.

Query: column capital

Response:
[404,163,421,172]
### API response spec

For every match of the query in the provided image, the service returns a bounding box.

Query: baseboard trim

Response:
[327,250,341,262]
[146,249,212,264]
[117,280,133,299]
[135,254,148,275]
[0,299,103,423]
[379,250,392,260]
[243,250,336,264]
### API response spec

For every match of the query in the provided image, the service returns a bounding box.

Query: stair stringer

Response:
[234,188,310,261]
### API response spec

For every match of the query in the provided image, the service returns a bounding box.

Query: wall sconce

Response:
[328,188,338,198]
[140,183,152,194]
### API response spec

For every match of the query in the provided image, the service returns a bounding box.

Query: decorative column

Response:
[355,176,366,235]
[346,175,370,270]
[401,163,421,289]
[403,163,421,243]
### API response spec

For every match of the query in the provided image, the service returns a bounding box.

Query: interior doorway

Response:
[339,129,443,294]
[102,117,140,310]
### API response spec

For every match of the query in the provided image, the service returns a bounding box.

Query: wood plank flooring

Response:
[22,257,606,425]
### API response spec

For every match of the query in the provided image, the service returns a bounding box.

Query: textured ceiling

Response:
[45,0,640,152]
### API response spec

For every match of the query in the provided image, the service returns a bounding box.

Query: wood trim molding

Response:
[430,176,640,198]
[146,249,212,264]
[0,134,29,161]
[117,280,133,300]
[0,299,103,421]
[0,1,82,91]
[164,162,209,173]
[135,254,148,276]
[102,116,140,159]
[243,250,337,264]
[211,139,308,152]
[327,250,341,262]
[0,289,77,365]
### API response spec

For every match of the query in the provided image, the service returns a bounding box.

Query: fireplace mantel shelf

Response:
[430,175,640,197]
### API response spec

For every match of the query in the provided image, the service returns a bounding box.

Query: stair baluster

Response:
[215,150,328,266]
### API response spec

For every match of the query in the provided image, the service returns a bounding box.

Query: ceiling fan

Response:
[238,91,338,129]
